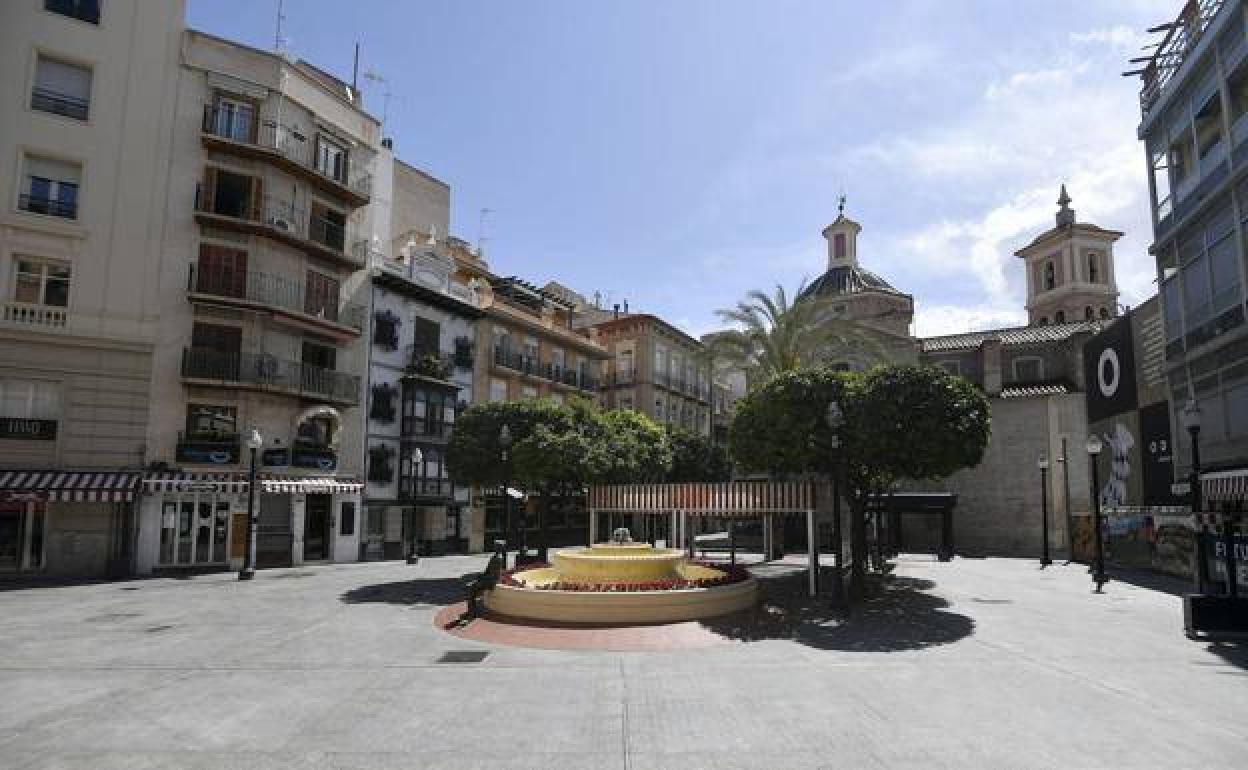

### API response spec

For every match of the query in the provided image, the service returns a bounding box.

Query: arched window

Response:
[1055,310,1066,323]
[1044,261,1056,290]
[1099,307,1110,319]
[1085,306,1094,320]
[1087,253,1099,283]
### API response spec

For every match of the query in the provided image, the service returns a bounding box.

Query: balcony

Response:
[201,105,371,207]
[188,264,364,338]
[31,87,88,120]
[181,348,359,406]
[175,431,241,466]
[399,477,454,501]
[19,193,76,220]
[194,185,361,269]
[605,367,635,387]
[1136,0,1226,119]
[2,302,67,330]
[407,348,457,383]
[491,347,598,393]
[493,347,540,377]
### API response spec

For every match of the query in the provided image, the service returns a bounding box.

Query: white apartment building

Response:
[135,30,380,574]
[0,0,184,578]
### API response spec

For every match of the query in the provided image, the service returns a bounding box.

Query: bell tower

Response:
[1015,185,1122,326]
[822,195,861,269]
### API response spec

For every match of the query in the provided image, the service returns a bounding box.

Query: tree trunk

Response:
[536,487,550,562]
[849,494,868,600]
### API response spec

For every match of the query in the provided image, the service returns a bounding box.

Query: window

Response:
[1043,261,1056,291]
[302,340,336,370]
[20,156,79,219]
[1086,252,1099,283]
[340,502,355,536]
[1055,310,1066,323]
[370,383,396,421]
[0,380,60,419]
[45,0,99,24]
[201,168,256,220]
[32,55,91,120]
[314,136,347,183]
[191,322,241,353]
[372,310,400,350]
[12,259,70,308]
[1099,307,1110,320]
[412,317,440,359]
[367,445,395,483]
[400,444,450,498]
[184,404,236,438]
[195,243,247,298]
[210,96,255,142]
[654,398,664,420]
[1085,306,1094,320]
[1012,357,1043,382]
[489,378,507,403]
[309,201,346,252]
[834,233,847,259]
[401,383,455,437]
[304,270,340,322]
[1038,316,1049,326]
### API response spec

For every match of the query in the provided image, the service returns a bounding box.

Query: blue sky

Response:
[188,0,1176,337]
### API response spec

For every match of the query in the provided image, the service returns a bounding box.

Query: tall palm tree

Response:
[708,281,890,385]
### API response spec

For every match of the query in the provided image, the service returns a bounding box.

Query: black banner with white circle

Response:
[1084,317,1137,423]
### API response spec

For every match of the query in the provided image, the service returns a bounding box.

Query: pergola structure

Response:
[588,481,819,596]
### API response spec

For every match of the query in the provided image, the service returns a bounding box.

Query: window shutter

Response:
[250,176,263,221]
[201,167,218,212]
[35,57,91,102]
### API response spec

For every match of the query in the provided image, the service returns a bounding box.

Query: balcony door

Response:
[304,270,339,321]
[197,244,248,298]
[301,341,337,395]
[212,96,255,142]
[190,323,242,380]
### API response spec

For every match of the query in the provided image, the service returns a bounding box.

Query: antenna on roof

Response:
[274,0,288,53]
[477,208,494,257]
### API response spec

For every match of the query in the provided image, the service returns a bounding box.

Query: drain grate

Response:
[436,650,490,664]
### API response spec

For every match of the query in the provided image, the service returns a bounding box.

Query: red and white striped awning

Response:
[589,481,816,516]
[142,472,249,495]
[260,476,363,494]
[0,470,141,503]
[1201,468,1248,504]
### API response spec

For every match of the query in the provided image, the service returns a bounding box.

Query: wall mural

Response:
[1099,422,1135,508]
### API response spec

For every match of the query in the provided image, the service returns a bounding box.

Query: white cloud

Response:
[1069,25,1150,51]
[913,303,1026,338]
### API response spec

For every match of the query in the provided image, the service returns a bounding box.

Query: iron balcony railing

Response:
[407,347,456,380]
[181,347,359,405]
[1135,0,1226,118]
[194,184,354,260]
[31,87,89,120]
[188,264,364,331]
[492,347,597,391]
[19,193,76,219]
[399,478,454,500]
[201,104,372,200]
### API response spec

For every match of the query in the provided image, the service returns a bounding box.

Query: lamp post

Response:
[1086,434,1107,592]
[499,425,518,566]
[825,401,844,603]
[1181,399,1207,593]
[1038,453,1052,568]
[239,427,263,581]
[406,447,423,564]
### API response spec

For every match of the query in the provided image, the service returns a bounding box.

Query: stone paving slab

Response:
[0,555,1245,769]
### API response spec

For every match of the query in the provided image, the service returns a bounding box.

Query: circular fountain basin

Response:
[552,543,685,584]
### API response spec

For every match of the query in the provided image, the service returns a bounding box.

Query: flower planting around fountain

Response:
[484,530,758,624]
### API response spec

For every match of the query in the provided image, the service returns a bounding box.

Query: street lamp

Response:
[1181,399,1208,593]
[1038,453,1052,567]
[239,427,263,581]
[825,401,845,603]
[1086,434,1107,592]
[406,447,423,564]
[499,425,519,567]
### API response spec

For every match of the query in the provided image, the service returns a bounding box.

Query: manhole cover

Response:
[85,613,140,622]
[970,598,1014,605]
[436,650,489,664]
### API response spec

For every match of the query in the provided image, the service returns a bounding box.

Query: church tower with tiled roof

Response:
[1016,186,1122,327]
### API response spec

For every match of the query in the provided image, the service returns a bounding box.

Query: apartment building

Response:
[361,154,484,558]
[135,30,379,574]
[596,314,712,436]
[0,0,184,578]
[1131,0,1248,504]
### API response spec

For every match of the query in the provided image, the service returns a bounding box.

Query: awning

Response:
[143,472,248,495]
[0,470,141,503]
[261,475,363,494]
[1201,468,1248,503]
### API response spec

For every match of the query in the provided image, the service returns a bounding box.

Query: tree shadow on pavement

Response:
[700,571,975,652]
[339,576,468,608]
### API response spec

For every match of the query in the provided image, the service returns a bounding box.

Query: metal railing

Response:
[181,347,359,404]
[194,185,358,263]
[19,193,76,219]
[308,211,346,253]
[31,87,88,120]
[407,347,456,380]
[188,264,364,331]
[175,431,241,465]
[201,104,372,200]
[2,301,67,329]
[399,478,454,500]
[1137,0,1226,117]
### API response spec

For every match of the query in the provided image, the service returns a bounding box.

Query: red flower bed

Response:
[499,560,751,592]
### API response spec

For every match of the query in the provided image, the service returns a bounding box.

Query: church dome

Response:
[798,264,903,301]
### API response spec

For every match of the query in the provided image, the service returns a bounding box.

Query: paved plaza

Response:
[1,555,1245,770]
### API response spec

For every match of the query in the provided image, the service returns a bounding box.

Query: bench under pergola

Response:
[588,481,820,597]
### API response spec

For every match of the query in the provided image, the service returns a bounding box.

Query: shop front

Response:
[0,470,141,579]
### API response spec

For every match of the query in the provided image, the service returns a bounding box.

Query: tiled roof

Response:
[919,320,1107,353]
[797,265,906,301]
[1000,382,1072,399]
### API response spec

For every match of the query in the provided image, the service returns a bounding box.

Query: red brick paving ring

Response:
[434,602,738,651]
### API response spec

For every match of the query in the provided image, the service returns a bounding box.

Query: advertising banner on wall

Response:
[1084,316,1138,423]
[1139,401,1182,507]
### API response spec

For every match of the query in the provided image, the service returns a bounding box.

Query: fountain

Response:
[484,529,758,624]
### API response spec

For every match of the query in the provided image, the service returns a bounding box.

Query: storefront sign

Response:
[0,418,57,441]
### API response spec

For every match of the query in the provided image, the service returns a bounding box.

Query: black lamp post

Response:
[499,425,520,566]
[406,447,423,564]
[825,401,844,603]
[1087,434,1107,592]
[239,427,263,581]
[1038,453,1052,567]
[1182,399,1208,593]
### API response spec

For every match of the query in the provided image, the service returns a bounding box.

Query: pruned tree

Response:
[665,426,732,482]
